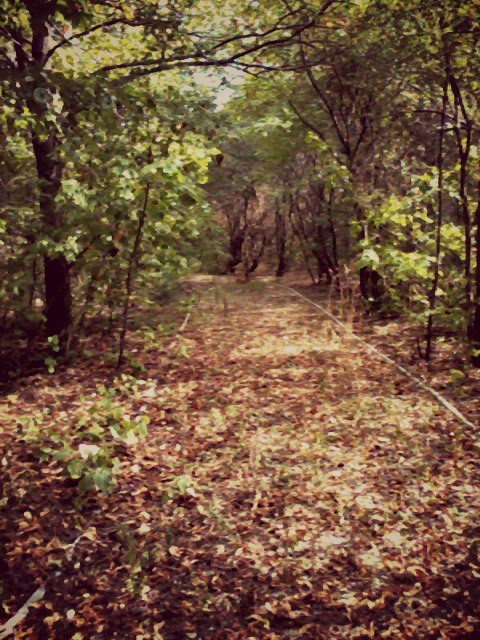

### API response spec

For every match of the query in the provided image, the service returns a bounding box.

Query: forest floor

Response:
[1,275,480,640]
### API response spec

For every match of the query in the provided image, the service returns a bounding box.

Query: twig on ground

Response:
[178,305,194,333]
[0,522,97,638]
[0,587,46,640]
[280,285,477,431]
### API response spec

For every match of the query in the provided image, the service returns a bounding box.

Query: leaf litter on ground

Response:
[1,275,480,640]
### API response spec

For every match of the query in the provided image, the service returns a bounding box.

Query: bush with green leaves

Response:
[21,384,150,494]
[358,182,467,335]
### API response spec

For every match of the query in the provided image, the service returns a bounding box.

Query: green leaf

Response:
[94,469,113,493]
[78,472,95,494]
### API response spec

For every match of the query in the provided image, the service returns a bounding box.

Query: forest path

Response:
[2,277,480,640]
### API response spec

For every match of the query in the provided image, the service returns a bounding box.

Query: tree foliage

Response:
[2,0,480,365]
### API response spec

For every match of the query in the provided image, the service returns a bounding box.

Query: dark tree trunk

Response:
[247,233,267,274]
[15,2,72,352]
[276,248,287,278]
[359,265,383,307]
[314,215,335,283]
[359,266,370,300]
[44,255,71,338]
[356,206,382,305]
[312,248,330,284]
[288,195,316,284]
[370,269,383,307]
[447,66,473,328]
[471,183,480,367]
[117,183,150,368]
[275,205,287,277]
[327,189,339,271]
[28,258,37,309]
[225,233,245,273]
[360,265,382,303]
[31,134,70,346]
[425,78,448,361]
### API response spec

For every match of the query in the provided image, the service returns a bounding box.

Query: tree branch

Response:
[288,100,327,143]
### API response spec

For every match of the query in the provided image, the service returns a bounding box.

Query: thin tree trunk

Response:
[117,183,150,368]
[327,189,339,271]
[470,179,480,366]
[275,203,287,277]
[446,61,473,329]
[225,198,249,273]
[288,197,316,284]
[77,254,108,332]
[225,232,245,273]
[247,233,267,274]
[455,125,472,323]
[295,52,380,301]
[28,258,37,309]
[425,79,448,361]
[106,282,116,335]
[314,216,335,282]
[293,194,328,281]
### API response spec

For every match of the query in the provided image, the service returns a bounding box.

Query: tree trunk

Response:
[28,258,38,309]
[314,215,335,283]
[117,183,150,368]
[447,66,473,329]
[288,196,316,284]
[470,182,480,367]
[247,233,267,274]
[327,189,339,271]
[356,206,382,305]
[359,265,383,306]
[44,255,71,339]
[425,78,448,361]
[359,266,370,300]
[31,134,70,347]
[225,233,245,273]
[17,2,72,352]
[456,142,473,327]
[275,204,287,277]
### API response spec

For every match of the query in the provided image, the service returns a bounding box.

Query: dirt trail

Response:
[1,278,480,640]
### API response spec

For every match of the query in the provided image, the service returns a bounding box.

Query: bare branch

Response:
[46,17,126,61]
[288,100,327,143]
[93,0,341,80]
[298,43,350,157]
[414,108,456,121]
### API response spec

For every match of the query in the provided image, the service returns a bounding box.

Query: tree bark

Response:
[247,232,267,274]
[225,198,250,273]
[28,258,38,309]
[117,183,150,368]
[225,233,245,273]
[327,189,339,272]
[445,51,473,329]
[425,78,448,361]
[314,213,335,283]
[275,203,287,277]
[16,2,72,351]
[288,195,316,284]
[470,181,480,366]
[31,134,71,345]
